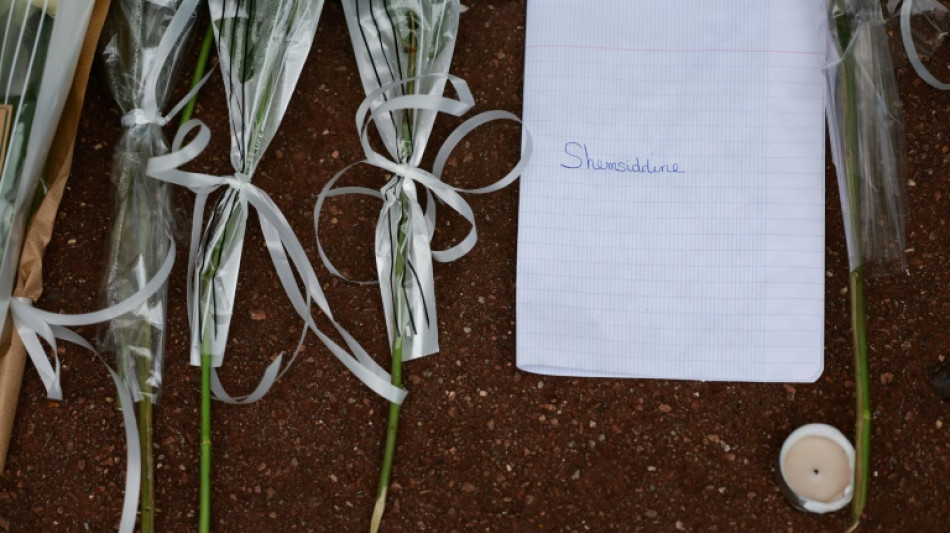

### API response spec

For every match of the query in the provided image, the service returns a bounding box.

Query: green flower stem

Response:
[849,266,870,530]
[371,191,410,533]
[831,1,869,529]
[183,24,216,127]
[130,22,214,533]
[138,361,154,533]
[372,9,419,532]
[175,24,216,533]
[371,330,403,533]
[199,337,212,533]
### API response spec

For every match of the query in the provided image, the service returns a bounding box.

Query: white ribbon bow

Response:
[147,119,407,405]
[314,74,532,362]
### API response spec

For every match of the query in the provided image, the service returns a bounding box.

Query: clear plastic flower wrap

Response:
[339,0,461,365]
[99,0,198,405]
[0,0,94,359]
[888,0,950,87]
[826,0,909,526]
[826,0,908,275]
[346,0,461,170]
[99,2,202,530]
[191,0,326,371]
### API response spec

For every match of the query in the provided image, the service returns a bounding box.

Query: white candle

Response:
[778,424,854,513]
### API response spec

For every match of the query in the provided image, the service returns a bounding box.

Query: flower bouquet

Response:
[826,0,907,528]
[99,0,205,529]
[317,1,530,528]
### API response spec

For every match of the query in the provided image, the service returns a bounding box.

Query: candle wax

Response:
[783,436,851,503]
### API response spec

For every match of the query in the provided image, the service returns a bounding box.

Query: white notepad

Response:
[516,0,827,382]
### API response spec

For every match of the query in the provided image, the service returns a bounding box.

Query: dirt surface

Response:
[2,2,950,531]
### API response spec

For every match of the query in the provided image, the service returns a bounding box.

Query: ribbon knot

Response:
[121,108,169,128]
[228,172,251,191]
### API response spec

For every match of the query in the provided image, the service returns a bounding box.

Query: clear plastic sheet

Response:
[99,0,198,403]
[887,0,950,63]
[0,0,94,339]
[194,0,325,367]
[344,0,460,167]
[340,0,461,361]
[826,0,908,274]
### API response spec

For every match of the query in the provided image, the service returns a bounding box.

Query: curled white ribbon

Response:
[314,74,532,362]
[10,244,175,401]
[7,241,173,533]
[147,119,407,405]
[119,0,214,129]
[900,0,950,90]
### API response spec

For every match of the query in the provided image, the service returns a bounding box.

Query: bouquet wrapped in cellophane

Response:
[99,1,201,530]
[336,3,461,527]
[338,0,461,363]
[320,1,530,528]
[826,0,907,528]
[191,0,326,374]
[0,0,95,394]
[827,0,907,276]
[100,0,198,404]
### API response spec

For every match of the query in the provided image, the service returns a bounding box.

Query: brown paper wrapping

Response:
[0,0,112,472]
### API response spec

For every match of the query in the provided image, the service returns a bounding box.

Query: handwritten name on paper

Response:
[560,142,685,175]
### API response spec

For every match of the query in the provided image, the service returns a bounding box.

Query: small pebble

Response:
[250,309,267,321]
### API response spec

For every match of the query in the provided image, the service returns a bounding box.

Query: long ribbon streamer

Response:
[314,74,532,362]
[10,301,150,533]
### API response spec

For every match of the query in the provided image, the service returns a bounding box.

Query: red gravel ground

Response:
[2,2,949,531]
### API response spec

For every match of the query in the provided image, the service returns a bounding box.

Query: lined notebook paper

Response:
[516,0,827,382]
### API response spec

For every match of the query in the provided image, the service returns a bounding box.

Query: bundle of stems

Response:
[827,0,907,529]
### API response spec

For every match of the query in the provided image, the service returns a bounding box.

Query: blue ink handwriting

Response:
[561,142,685,174]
